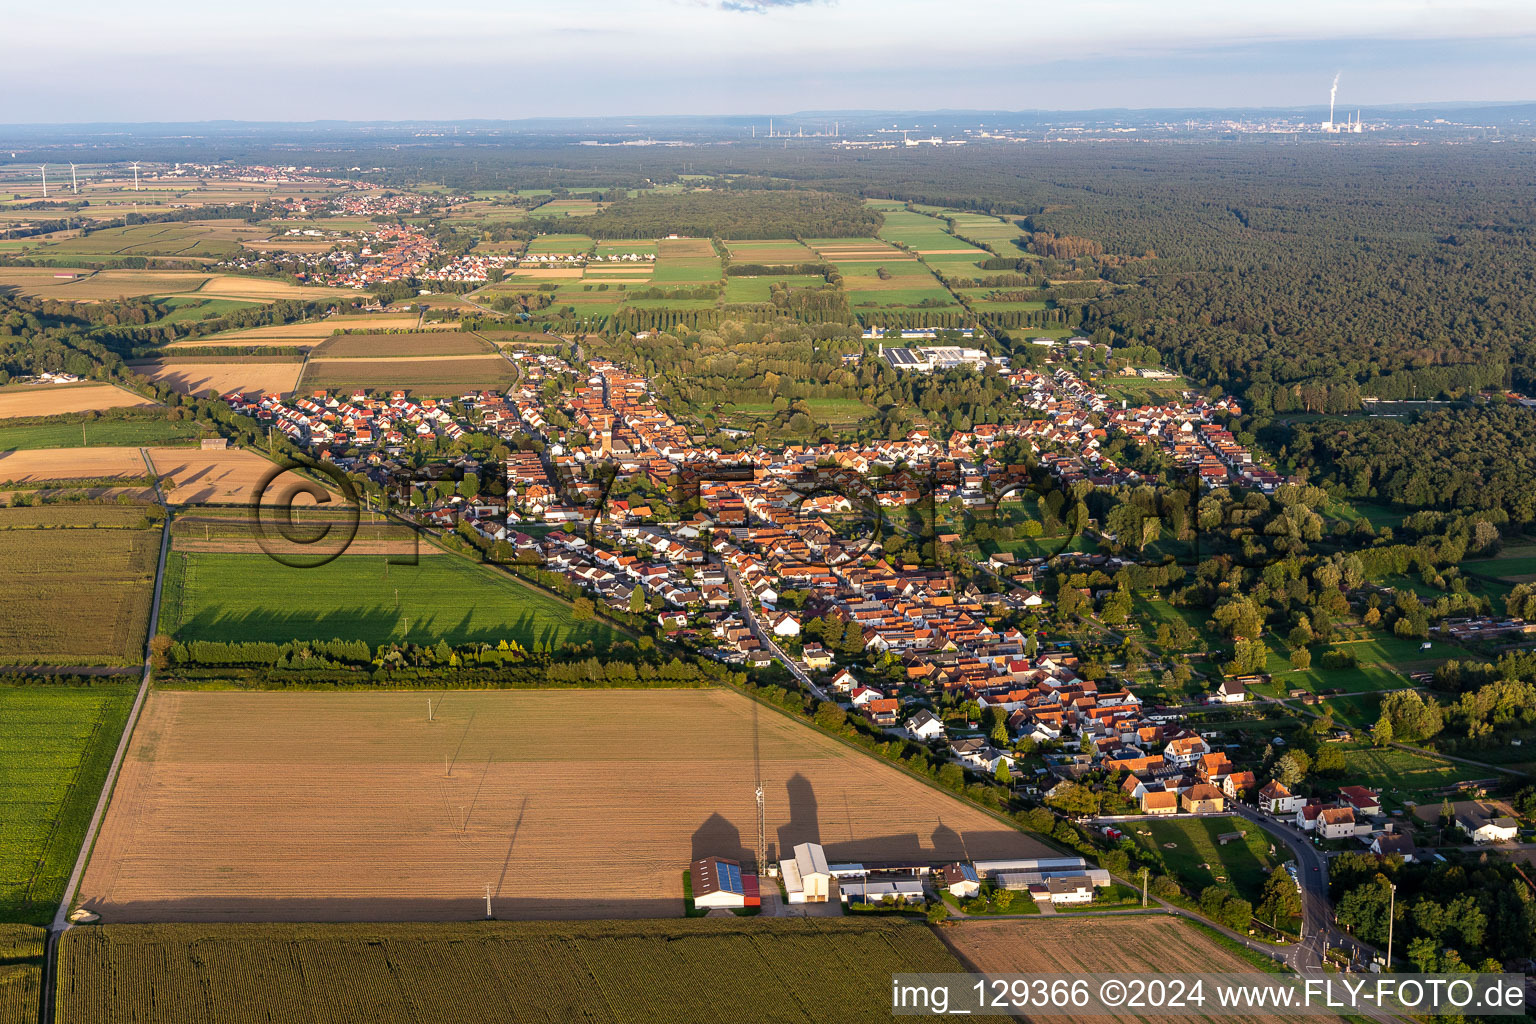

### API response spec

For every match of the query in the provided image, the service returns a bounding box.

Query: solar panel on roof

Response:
[720,861,743,894]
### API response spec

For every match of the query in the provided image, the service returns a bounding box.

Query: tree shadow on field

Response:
[690,812,744,863]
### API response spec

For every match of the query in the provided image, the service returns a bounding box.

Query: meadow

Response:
[651,237,722,284]
[1331,744,1480,802]
[525,233,592,255]
[0,418,200,452]
[0,506,159,665]
[0,686,136,924]
[1126,815,1288,904]
[77,689,1048,922]
[58,918,972,1024]
[160,550,615,649]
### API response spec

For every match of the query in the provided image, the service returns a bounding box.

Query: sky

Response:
[6,0,1536,122]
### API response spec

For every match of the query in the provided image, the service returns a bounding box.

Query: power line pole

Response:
[1385,882,1396,969]
[1140,867,1148,908]
[485,884,492,919]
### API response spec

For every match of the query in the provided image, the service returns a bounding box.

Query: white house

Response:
[940,862,980,899]
[1163,735,1210,768]
[771,612,801,638]
[1317,806,1358,840]
[780,842,832,904]
[905,709,946,742]
[849,686,882,707]
[1214,678,1247,704]
[1258,779,1300,815]
[1458,813,1519,844]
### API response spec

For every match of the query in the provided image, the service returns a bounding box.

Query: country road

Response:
[41,458,175,1024]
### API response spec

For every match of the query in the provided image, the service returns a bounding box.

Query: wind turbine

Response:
[70,163,78,194]
[131,161,140,191]
[39,165,47,199]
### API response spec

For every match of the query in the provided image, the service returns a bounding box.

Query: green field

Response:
[161,551,617,650]
[1461,544,1536,582]
[942,211,1032,259]
[57,918,969,1024]
[525,233,593,255]
[0,686,135,924]
[145,296,262,326]
[1129,815,1290,905]
[877,210,972,253]
[722,274,825,303]
[1332,744,1480,801]
[0,418,202,450]
[720,397,873,429]
[0,924,43,1023]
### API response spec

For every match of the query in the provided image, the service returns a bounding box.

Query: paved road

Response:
[41,470,174,1024]
[723,562,828,702]
[1094,806,1338,971]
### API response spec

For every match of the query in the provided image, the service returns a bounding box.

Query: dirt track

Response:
[78,689,1050,922]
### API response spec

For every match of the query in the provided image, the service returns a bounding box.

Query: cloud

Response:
[720,0,823,12]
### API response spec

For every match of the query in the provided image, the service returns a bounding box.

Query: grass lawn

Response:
[1128,815,1289,904]
[1334,743,1482,802]
[0,685,135,923]
[525,234,593,255]
[161,551,618,650]
[721,274,825,303]
[0,418,202,450]
[1052,882,1143,912]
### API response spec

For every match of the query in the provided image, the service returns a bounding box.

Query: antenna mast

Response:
[755,784,766,875]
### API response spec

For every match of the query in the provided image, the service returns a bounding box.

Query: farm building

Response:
[939,863,980,899]
[780,842,832,904]
[1040,876,1094,905]
[995,868,1110,892]
[839,878,925,905]
[690,856,760,910]
[972,856,1088,880]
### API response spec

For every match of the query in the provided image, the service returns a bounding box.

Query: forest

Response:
[1283,405,1536,524]
[528,188,882,239]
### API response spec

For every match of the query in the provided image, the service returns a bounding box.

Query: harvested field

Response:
[298,355,516,393]
[191,276,345,301]
[77,689,1051,922]
[725,239,817,262]
[171,315,427,348]
[657,237,716,259]
[0,268,211,300]
[130,359,304,398]
[145,447,331,505]
[0,508,158,665]
[171,510,424,559]
[310,332,493,358]
[942,917,1290,1024]
[0,446,148,485]
[59,918,974,1024]
[0,382,155,419]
